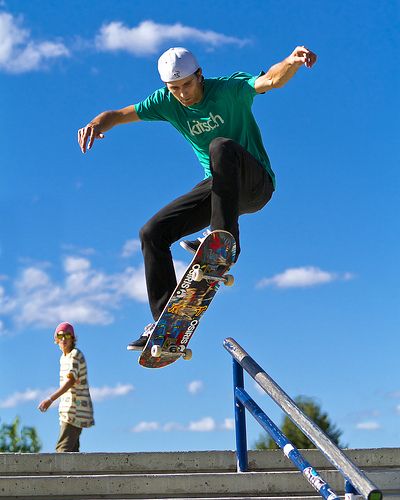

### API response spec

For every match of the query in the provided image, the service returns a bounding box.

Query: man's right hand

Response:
[78,123,105,154]
[77,106,139,153]
[38,398,53,412]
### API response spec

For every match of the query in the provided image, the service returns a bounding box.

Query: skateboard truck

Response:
[192,267,234,286]
[151,344,192,360]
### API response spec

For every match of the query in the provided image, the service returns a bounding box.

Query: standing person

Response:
[77,46,317,350]
[38,322,94,452]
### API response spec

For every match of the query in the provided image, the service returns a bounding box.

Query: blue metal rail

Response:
[224,337,382,500]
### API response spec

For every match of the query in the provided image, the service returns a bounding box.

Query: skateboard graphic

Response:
[138,230,236,369]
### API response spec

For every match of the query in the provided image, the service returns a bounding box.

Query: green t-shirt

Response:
[134,72,275,188]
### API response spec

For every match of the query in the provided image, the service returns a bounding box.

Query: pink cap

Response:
[54,322,75,339]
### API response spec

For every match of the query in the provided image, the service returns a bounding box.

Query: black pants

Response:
[140,138,274,320]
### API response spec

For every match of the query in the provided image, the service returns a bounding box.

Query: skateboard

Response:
[138,230,236,369]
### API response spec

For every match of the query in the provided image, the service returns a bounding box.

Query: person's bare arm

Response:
[77,105,140,153]
[38,374,76,412]
[254,46,317,94]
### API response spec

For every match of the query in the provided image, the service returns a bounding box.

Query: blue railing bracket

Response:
[224,337,382,500]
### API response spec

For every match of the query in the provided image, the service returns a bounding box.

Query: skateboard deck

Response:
[138,230,236,369]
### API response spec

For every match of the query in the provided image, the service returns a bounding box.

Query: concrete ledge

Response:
[1,448,399,475]
[0,470,397,499]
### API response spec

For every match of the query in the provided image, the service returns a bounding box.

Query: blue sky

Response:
[0,0,399,453]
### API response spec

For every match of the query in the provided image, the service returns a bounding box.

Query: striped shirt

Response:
[58,348,95,429]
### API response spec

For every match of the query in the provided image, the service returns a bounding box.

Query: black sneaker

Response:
[127,323,155,351]
[179,239,200,254]
[180,229,211,254]
[126,336,148,351]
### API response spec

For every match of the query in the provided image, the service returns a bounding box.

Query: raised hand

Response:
[289,46,317,68]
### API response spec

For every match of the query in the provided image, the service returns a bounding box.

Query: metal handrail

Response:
[224,337,382,500]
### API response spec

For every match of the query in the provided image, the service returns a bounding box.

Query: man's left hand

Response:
[289,46,317,68]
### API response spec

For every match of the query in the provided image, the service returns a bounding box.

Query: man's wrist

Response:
[287,57,301,69]
[285,55,293,66]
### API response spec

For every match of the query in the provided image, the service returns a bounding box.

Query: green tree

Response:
[254,396,344,450]
[0,416,41,452]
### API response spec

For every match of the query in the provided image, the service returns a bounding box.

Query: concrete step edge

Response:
[1,448,398,475]
[0,470,395,498]
[0,497,349,500]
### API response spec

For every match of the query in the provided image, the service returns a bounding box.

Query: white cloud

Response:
[132,421,160,433]
[0,383,134,408]
[131,417,233,433]
[0,247,190,331]
[356,421,381,431]
[90,383,134,402]
[121,239,141,258]
[64,256,91,274]
[61,244,96,256]
[396,405,400,414]
[95,20,249,56]
[17,267,50,290]
[188,416,216,432]
[0,12,69,73]
[0,387,56,408]
[221,418,234,430]
[342,272,354,281]
[187,380,204,395]
[0,14,249,73]
[162,422,184,432]
[0,285,15,315]
[256,266,354,289]
[10,263,117,326]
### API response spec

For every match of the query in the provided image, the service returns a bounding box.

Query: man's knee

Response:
[209,138,241,177]
[209,137,237,159]
[140,219,171,247]
[139,221,157,245]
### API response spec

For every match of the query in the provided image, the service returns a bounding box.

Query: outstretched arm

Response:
[38,374,76,412]
[254,46,317,94]
[78,105,140,153]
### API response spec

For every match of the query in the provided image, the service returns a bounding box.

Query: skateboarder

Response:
[77,46,317,350]
[38,322,94,452]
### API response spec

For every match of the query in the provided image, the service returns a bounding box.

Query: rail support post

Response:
[232,358,248,472]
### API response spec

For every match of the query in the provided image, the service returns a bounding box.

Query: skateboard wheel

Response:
[224,274,234,287]
[183,349,192,361]
[151,345,162,358]
[192,268,204,282]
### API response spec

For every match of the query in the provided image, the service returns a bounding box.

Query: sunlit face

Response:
[166,70,204,107]
[55,332,74,355]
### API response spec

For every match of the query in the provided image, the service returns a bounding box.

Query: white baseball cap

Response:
[158,47,200,83]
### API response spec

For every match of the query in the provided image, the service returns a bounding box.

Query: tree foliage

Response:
[0,416,42,453]
[254,396,344,450]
